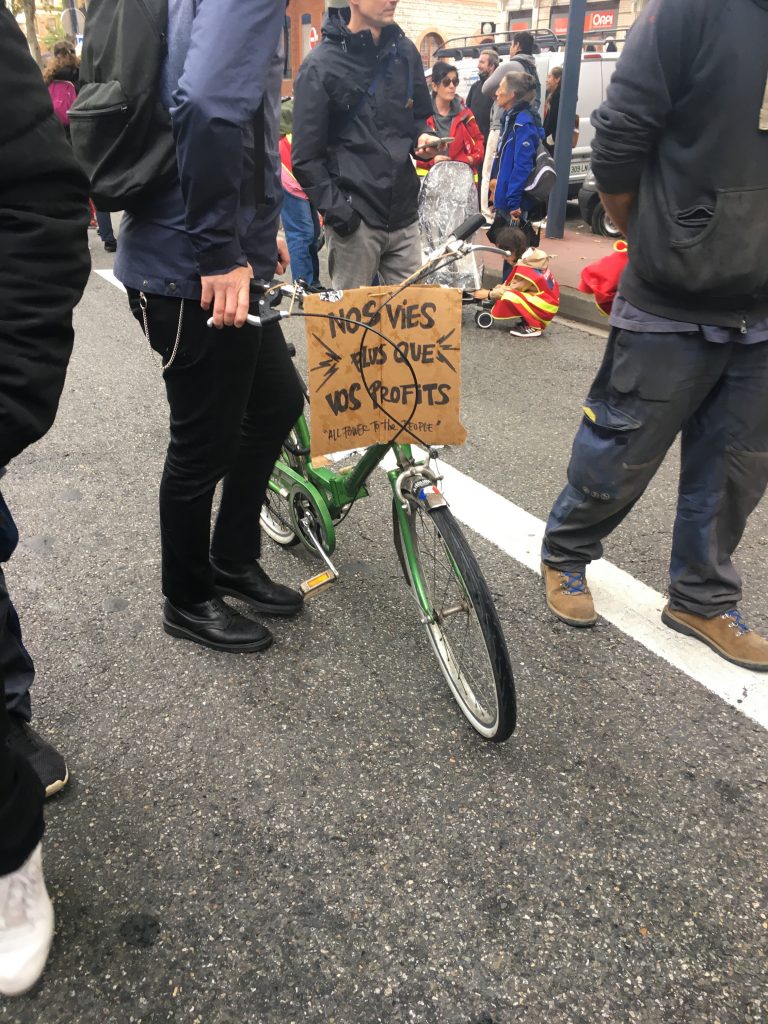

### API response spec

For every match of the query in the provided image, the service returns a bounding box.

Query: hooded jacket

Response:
[416,97,485,174]
[593,0,768,326]
[292,12,433,234]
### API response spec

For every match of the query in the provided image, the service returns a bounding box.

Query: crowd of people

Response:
[2,0,768,1000]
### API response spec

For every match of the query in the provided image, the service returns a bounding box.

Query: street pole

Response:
[545,0,587,239]
[64,0,78,38]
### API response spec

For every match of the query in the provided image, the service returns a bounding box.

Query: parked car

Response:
[434,34,618,197]
[577,169,623,237]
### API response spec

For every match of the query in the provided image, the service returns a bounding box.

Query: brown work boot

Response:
[662,606,768,671]
[541,562,597,628]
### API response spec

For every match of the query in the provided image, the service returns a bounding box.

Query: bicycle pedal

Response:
[300,568,337,597]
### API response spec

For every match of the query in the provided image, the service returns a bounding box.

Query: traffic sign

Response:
[309,26,319,48]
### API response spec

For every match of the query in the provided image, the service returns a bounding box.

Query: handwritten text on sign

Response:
[304,286,467,456]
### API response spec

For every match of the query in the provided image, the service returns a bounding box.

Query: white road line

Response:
[411,454,768,732]
[93,269,767,730]
[95,269,125,292]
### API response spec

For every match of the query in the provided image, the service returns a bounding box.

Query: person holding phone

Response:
[292,0,439,289]
[416,62,485,181]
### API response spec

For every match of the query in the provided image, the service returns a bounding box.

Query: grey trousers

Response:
[326,219,423,290]
[542,329,768,617]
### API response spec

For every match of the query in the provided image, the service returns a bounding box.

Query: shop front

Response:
[549,3,619,39]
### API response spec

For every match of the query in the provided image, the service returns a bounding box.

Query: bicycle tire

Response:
[260,430,302,547]
[393,498,516,741]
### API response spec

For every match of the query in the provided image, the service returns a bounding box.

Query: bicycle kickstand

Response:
[298,513,339,597]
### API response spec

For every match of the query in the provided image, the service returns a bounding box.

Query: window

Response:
[419,32,444,69]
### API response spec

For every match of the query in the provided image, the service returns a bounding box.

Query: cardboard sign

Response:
[304,286,467,456]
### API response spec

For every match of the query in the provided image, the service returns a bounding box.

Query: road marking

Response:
[95,269,125,292]
[411,453,768,732]
[94,269,767,730]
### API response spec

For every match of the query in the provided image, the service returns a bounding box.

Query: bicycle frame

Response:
[266,402,445,617]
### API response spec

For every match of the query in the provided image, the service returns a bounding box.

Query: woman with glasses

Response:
[416,62,484,180]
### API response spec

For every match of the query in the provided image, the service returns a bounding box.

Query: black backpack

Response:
[69,0,176,211]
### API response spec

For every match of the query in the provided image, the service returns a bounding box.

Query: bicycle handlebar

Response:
[205,225,510,328]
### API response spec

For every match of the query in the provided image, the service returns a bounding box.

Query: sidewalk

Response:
[480,223,617,329]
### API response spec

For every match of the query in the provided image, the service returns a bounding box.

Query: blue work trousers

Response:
[542,330,768,616]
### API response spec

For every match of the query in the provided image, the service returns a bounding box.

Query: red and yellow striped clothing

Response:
[491,261,560,330]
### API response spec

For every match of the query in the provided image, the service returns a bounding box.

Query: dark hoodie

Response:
[593,0,768,326]
[292,11,433,234]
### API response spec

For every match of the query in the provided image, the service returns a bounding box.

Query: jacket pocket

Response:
[68,81,130,174]
[633,183,768,299]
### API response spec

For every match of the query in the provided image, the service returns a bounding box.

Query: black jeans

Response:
[127,290,304,606]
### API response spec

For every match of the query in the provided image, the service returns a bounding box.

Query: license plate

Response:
[570,160,591,177]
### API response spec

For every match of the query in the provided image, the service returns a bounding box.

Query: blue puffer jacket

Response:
[115,0,285,301]
[492,103,543,214]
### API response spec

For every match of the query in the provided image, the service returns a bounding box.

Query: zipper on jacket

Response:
[68,103,129,118]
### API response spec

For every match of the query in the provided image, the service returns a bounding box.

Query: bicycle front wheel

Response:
[394,499,516,741]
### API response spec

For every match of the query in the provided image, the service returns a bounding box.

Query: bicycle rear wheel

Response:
[393,499,516,741]
[260,429,303,546]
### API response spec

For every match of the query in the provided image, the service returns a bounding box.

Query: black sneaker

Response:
[104,239,117,253]
[6,718,69,798]
[509,320,542,338]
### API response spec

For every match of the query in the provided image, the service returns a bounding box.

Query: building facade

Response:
[283,0,499,94]
[501,0,650,42]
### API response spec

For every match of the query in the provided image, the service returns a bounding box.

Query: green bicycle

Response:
[258,215,517,741]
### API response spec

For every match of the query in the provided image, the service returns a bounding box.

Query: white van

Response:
[431,41,618,195]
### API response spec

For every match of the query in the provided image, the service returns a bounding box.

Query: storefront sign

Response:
[551,8,616,35]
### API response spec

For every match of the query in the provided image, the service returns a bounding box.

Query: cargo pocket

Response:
[667,186,768,296]
[567,400,641,502]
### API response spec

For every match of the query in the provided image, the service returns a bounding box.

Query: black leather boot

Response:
[163,596,273,652]
[211,558,304,617]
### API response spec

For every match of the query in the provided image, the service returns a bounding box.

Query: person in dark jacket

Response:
[466,48,499,141]
[416,62,484,179]
[292,0,438,289]
[115,0,305,653]
[542,66,579,155]
[0,3,90,995]
[541,0,768,672]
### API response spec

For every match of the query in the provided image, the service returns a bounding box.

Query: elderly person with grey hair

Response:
[489,71,542,243]
[479,31,541,217]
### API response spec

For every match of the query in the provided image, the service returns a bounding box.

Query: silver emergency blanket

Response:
[418,161,482,291]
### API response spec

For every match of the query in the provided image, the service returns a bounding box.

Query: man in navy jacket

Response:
[540,0,768,672]
[116,0,304,652]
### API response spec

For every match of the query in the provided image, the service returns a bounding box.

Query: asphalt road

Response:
[1,235,766,1024]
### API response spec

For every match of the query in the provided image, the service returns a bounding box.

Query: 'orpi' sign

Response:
[304,286,467,457]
